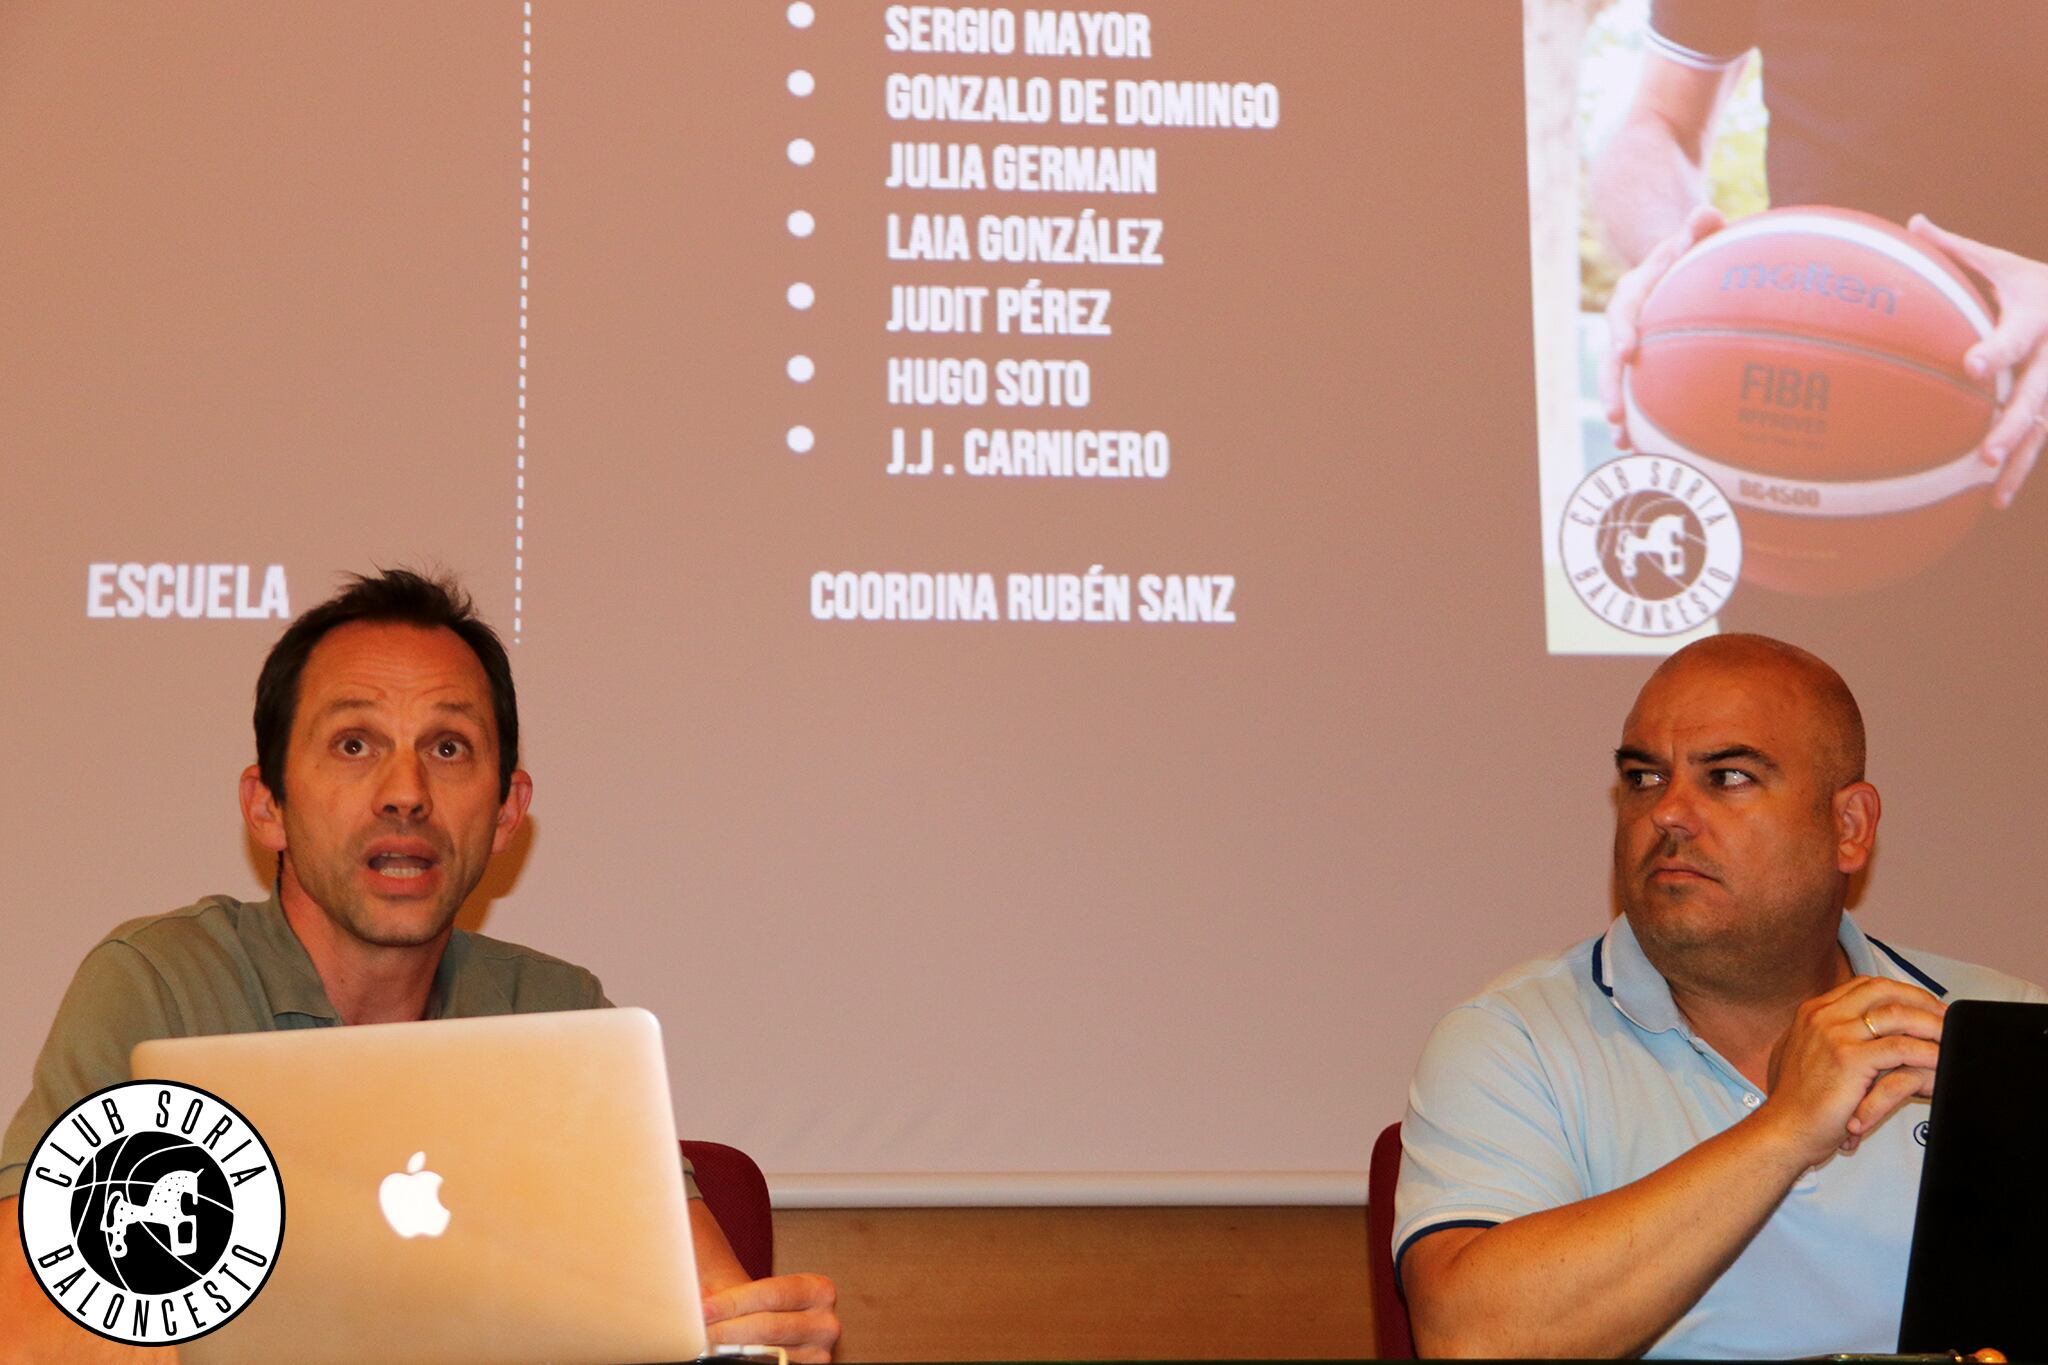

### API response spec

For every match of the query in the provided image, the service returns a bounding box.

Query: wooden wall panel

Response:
[774,1206,1377,1361]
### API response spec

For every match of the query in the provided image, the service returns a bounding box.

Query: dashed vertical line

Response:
[514,1,532,641]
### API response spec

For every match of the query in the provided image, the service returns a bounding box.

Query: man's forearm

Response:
[1405,1111,1813,1357]
[1589,116,1711,267]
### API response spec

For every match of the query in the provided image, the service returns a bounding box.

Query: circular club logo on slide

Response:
[1561,454,1743,637]
[16,1081,283,1347]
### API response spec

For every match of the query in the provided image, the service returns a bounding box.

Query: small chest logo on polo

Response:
[1560,454,1743,637]
[16,1081,284,1347]
[1914,1120,1931,1147]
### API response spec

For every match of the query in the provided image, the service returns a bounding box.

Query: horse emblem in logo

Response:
[16,1081,284,1347]
[1561,454,1744,637]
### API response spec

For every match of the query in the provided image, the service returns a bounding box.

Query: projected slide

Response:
[1527,0,2048,655]
[810,3,1279,626]
[8,0,2048,1201]
[6,0,1475,1195]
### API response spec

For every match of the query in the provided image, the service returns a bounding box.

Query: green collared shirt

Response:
[2,893,611,1199]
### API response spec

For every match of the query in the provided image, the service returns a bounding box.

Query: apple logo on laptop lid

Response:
[378,1152,451,1239]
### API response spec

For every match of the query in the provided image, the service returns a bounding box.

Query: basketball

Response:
[1623,206,2004,595]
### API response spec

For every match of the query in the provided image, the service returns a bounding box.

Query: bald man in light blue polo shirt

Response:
[1394,636,2045,1358]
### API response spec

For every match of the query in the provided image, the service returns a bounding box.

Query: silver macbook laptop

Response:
[131,1007,707,1365]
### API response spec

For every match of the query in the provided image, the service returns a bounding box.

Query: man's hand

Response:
[1910,214,2048,508]
[1401,974,1947,1356]
[687,1195,839,1361]
[1762,976,1944,1165]
[703,1273,840,1364]
[1597,204,1726,451]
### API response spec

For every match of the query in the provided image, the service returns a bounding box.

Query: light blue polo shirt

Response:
[1393,914,2045,1358]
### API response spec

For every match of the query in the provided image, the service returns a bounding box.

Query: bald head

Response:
[1636,634,1866,793]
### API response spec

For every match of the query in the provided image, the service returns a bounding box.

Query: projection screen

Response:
[4,1,2044,1205]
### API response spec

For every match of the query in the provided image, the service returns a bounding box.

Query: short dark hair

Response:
[253,569,519,802]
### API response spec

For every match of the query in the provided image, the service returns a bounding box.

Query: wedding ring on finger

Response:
[1863,1011,1882,1040]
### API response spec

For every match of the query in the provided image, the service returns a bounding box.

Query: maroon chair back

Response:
[681,1139,774,1282]
[1367,1120,1416,1358]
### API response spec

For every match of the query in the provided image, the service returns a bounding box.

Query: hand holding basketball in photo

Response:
[1910,213,2048,508]
[1620,207,2008,594]
[1600,203,1727,450]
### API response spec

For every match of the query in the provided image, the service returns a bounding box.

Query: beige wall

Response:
[777,1206,1376,1361]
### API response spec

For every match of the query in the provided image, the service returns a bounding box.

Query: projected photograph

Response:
[1528,0,2048,654]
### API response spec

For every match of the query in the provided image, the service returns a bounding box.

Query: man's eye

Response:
[336,736,369,758]
[1711,769,1755,788]
[1621,769,1662,790]
[434,738,469,760]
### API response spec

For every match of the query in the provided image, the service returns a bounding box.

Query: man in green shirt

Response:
[1,569,839,1362]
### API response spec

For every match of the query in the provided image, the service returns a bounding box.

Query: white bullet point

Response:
[786,2,814,28]
[787,355,816,382]
[787,282,816,310]
[787,70,815,97]
[788,138,815,166]
[787,210,815,238]
[788,425,816,453]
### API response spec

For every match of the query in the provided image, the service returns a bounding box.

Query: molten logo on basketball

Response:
[1717,259,1899,314]
[1627,206,2005,595]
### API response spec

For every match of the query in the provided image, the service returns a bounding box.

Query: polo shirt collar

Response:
[431,929,514,1017]
[1593,914,1686,1035]
[239,890,507,1023]
[1592,912,1949,1037]
[238,889,344,1025]
[1858,928,1949,998]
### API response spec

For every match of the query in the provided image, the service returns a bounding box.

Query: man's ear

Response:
[491,770,534,854]
[240,765,288,854]
[1834,780,1881,875]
